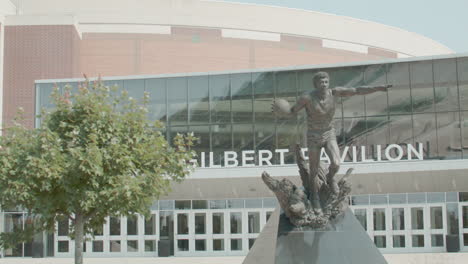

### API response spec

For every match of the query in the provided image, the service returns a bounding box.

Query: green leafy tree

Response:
[0,81,195,263]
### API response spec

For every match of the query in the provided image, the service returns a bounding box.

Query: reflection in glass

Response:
[195,213,206,234]
[159,211,173,238]
[145,240,156,252]
[364,64,388,116]
[393,235,405,248]
[177,214,189,235]
[392,208,405,230]
[109,217,121,236]
[231,239,242,251]
[213,213,224,234]
[230,212,242,234]
[175,200,191,210]
[127,215,138,235]
[58,241,69,253]
[57,218,69,236]
[92,241,104,252]
[110,240,121,252]
[412,235,424,247]
[431,235,444,247]
[195,239,206,251]
[410,60,434,113]
[386,63,411,115]
[433,59,459,111]
[210,75,231,123]
[463,206,468,228]
[430,207,443,229]
[177,240,189,251]
[374,236,386,248]
[231,73,253,123]
[145,214,156,235]
[413,113,437,158]
[192,200,208,209]
[167,78,188,125]
[124,79,145,101]
[354,209,367,230]
[233,124,254,157]
[213,239,224,251]
[249,238,256,249]
[411,208,424,230]
[146,78,167,122]
[436,111,462,159]
[127,240,138,252]
[248,212,260,233]
[212,124,232,165]
[388,115,413,149]
[457,57,468,111]
[373,208,386,231]
[188,76,209,124]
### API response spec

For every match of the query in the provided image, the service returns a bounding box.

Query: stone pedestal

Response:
[244,209,387,264]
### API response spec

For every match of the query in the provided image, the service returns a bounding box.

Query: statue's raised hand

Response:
[272,99,291,116]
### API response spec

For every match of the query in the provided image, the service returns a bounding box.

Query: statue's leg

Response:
[308,146,322,212]
[325,139,340,194]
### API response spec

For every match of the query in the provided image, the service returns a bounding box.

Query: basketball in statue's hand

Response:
[272,98,291,115]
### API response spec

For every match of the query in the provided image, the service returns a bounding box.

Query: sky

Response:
[224,0,468,53]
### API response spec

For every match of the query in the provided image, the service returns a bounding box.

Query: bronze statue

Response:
[268,71,390,222]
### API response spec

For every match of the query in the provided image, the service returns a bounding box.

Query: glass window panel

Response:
[231,73,253,123]
[144,240,156,252]
[388,115,413,149]
[58,241,69,253]
[159,200,175,210]
[457,57,468,110]
[110,240,121,252]
[464,234,468,246]
[393,235,405,248]
[351,195,369,205]
[146,78,167,122]
[462,206,468,228]
[93,225,103,236]
[127,215,138,236]
[254,122,275,159]
[4,243,22,257]
[253,72,275,122]
[427,192,445,203]
[124,79,145,101]
[330,66,365,118]
[462,112,468,159]
[364,64,389,116]
[57,218,69,236]
[211,124,232,165]
[92,241,104,252]
[373,209,386,231]
[245,199,262,208]
[411,208,424,230]
[297,70,318,93]
[210,75,231,123]
[175,200,191,210]
[354,209,367,230]
[195,239,206,251]
[212,213,224,234]
[408,193,426,203]
[177,214,189,235]
[38,83,56,111]
[159,211,173,238]
[210,200,226,209]
[233,124,254,156]
[145,214,156,235]
[392,208,405,230]
[231,239,242,251]
[447,203,459,234]
[413,113,437,158]
[370,195,388,205]
[276,71,299,121]
[277,120,298,164]
[177,240,189,251]
[150,201,158,210]
[365,116,390,160]
[167,77,188,125]
[249,238,256,249]
[410,61,434,113]
[190,126,210,159]
[412,235,424,247]
[192,200,208,209]
[263,198,277,208]
[436,111,462,159]
[446,192,458,202]
[195,213,206,234]
[433,58,459,111]
[431,234,444,247]
[188,76,209,124]
[168,126,188,147]
[109,217,121,236]
[343,116,367,159]
[389,193,407,204]
[213,239,224,251]
[387,63,411,115]
[248,212,260,233]
[374,236,386,248]
[227,199,244,209]
[230,212,242,234]
[266,211,273,221]
[127,240,138,252]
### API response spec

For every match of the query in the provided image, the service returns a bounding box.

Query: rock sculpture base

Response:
[262,145,352,228]
[243,209,388,264]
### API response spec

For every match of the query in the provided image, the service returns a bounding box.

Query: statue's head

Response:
[313,71,330,92]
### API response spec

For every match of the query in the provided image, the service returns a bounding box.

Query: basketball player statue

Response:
[264,71,390,226]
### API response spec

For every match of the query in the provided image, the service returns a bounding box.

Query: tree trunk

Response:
[74,213,84,264]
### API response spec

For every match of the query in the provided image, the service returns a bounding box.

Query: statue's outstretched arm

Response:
[332,84,391,97]
[272,96,307,116]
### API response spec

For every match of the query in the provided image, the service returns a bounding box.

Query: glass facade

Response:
[36,55,468,165]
